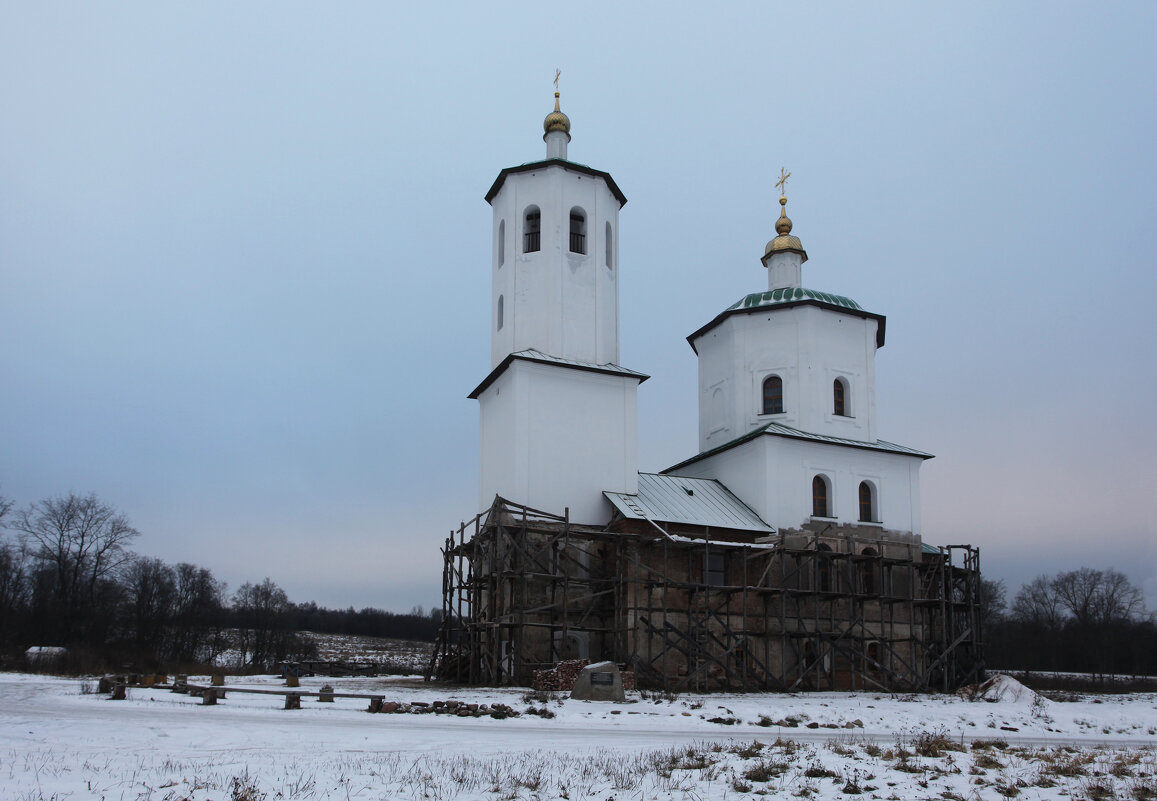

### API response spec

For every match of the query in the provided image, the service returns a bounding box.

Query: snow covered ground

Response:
[1,671,1154,800]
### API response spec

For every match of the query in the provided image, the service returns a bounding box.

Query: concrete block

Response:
[284,693,301,710]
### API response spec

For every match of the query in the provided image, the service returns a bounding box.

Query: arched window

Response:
[858,482,875,522]
[762,375,783,415]
[833,378,847,416]
[523,207,540,253]
[497,295,504,331]
[812,475,830,517]
[860,547,877,594]
[815,543,833,592]
[497,219,505,266]
[605,221,613,268]
[569,207,586,254]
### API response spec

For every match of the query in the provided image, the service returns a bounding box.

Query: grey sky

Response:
[2,2,1154,611]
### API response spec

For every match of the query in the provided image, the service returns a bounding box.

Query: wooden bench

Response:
[108,679,384,712]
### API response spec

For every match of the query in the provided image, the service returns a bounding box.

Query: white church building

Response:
[435,93,981,693]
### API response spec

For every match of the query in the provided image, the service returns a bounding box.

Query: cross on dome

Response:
[763,165,807,264]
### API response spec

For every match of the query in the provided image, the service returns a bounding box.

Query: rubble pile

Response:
[531,659,636,691]
[371,699,521,719]
[532,659,589,691]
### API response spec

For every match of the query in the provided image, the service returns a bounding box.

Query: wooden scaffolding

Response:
[430,497,983,692]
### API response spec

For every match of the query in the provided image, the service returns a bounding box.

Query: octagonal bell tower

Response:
[471,90,646,523]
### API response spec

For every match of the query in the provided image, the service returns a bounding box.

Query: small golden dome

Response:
[764,196,807,262]
[543,92,571,137]
[775,196,792,235]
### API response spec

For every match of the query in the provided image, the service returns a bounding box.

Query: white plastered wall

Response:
[477,359,639,524]
[489,165,621,369]
[671,435,923,535]
[694,305,879,450]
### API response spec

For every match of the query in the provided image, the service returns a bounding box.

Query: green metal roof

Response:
[688,286,886,351]
[727,287,864,313]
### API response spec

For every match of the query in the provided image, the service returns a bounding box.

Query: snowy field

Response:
[1,672,1155,801]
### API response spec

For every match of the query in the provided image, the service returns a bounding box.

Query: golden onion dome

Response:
[764,196,807,261]
[543,91,571,137]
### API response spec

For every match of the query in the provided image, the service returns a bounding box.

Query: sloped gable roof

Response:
[605,473,774,533]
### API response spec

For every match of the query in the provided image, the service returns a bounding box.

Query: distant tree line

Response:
[981,568,1155,677]
[0,491,439,672]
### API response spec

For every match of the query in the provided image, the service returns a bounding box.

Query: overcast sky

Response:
[2,2,1154,612]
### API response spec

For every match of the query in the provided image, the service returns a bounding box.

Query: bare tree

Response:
[0,490,13,525]
[124,556,177,654]
[1051,567,1102,626]
[1011,574,1065,630]
[170,562,227,663]
[233,578,292,667]
[978,578,1007,633]
[1052,567,1146,626]
[12,493,140,641]
[0,538,31,645]
[1089,568,1144,624]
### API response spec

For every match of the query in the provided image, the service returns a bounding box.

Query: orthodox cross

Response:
[775,167,791,198]
[554,69,561,90]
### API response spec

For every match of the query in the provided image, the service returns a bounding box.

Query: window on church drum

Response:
[569,208,586,254]
[858,481,874,522]
[498,220,505,266]
[762,375,783,414]
[497,295,504,331]
[833,378,847,416]
[705,552,726,587]
[812,475,830,517]
[524,207,540,253]
[605,221,613,268]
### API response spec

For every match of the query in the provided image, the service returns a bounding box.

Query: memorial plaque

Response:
[590,672,613,685]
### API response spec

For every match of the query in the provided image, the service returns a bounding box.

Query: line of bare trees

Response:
[0,491,438,672]
[981,568,1154,676]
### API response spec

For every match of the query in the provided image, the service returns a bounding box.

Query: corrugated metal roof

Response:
[604,473,774,533]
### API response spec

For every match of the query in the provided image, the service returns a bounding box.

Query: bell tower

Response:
[471,88,646,523]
